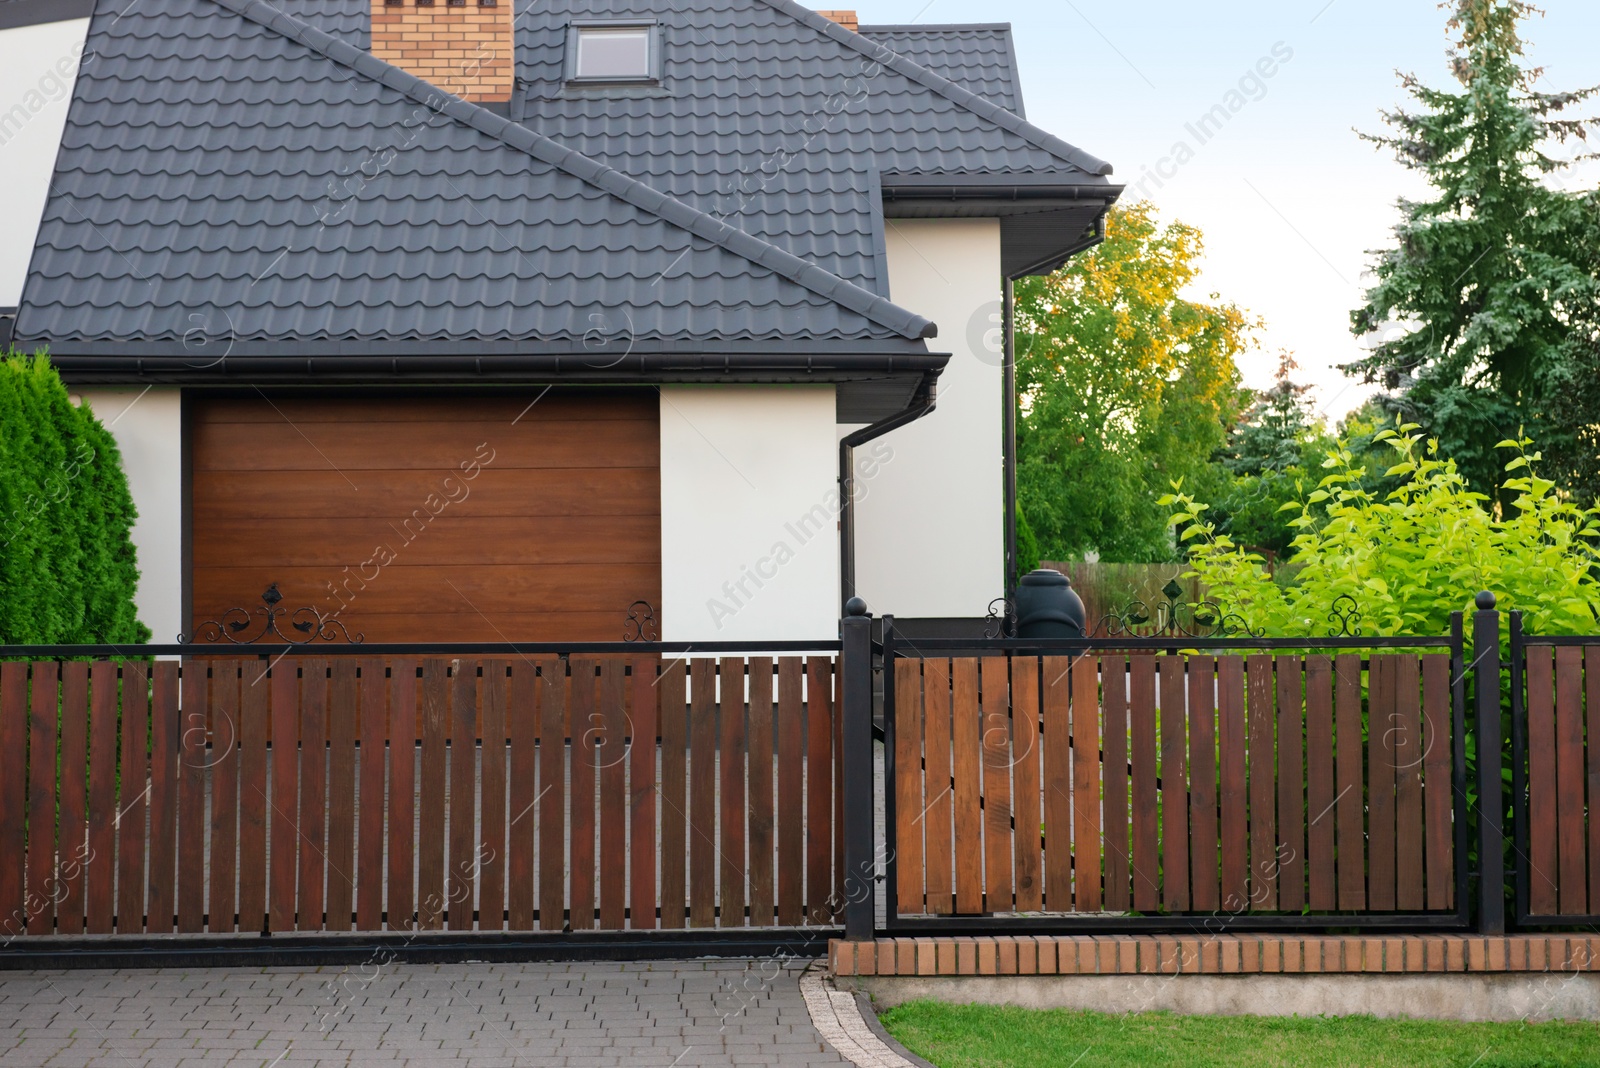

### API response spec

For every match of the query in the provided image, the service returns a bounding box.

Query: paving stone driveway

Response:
[0,959,851,1067]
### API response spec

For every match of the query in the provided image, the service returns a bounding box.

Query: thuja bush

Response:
[0,351,148,643]
[1163,422,1600,639]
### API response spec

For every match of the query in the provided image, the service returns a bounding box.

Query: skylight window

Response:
[567,22,661,85]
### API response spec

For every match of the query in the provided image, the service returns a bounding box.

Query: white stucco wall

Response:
[659,385,839,642]
[849,217,1004,618]
[0,18,89,306]
[75,387,184,645]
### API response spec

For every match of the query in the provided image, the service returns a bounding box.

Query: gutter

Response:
[839,371,939,614]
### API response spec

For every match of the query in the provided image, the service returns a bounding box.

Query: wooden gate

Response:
[0,655,841,937]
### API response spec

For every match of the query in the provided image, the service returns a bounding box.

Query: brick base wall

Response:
[830,935,1600,977]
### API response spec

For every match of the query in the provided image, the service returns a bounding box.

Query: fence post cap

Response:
[844,596,870,618]
[1475,590,1497,611]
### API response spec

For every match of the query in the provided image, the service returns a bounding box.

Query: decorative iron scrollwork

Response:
[181,583,363,645]
[624,600,658,642]
[1096,578,1262,639]
[984,597,1016,640]
[1326,593,1362,637]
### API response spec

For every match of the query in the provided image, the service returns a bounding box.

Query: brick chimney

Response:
[371,0,514,105]
[816,9,858,31]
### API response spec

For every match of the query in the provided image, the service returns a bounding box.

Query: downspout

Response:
[839,373,939,613]
[1003,276,1018,601]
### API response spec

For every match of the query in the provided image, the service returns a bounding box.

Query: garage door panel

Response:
[191,467,659,519]
[192,417,659,472]
[198,393,657,424]
[191,515,660,568]
[191,391,662,643]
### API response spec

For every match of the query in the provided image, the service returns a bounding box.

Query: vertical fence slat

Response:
[659,655,691,927]
[805,657,834,925]
[1526,646,1558,915]
[1394,655,1425,911]
[1554,646,1586,916]
[718,657,747,929]
[60,661,90,935]
[418,658,448,930]
[1011,656,1042,912]
[599,659,629,931]
[1218,656,1248,912]
[327,659,358,931]
[922,659,954,916]
[86,660,119,934]
[118,661,150,934]
[688,658,717,928]
[1305,656,1336,912]
[1422,654,1454,910]
[1187,655,1218,913]
[893,657,924,916]
[387,658,418,931]
[1158,655,1188,912]
[952,657,983,914]
[0,663,25,937]
[1101,655,1131,912]
[1071,655,1101,912]
[507,661,538,931]
[175,662,205,933]
[358,657,389,931]
[207,661,240,933]
[744,657,772,927]
[630,657,660,931]
[448,662,479,931]
[1129,656,1159,913]
[146,661,180,935]
[479,660,509,933]
[27,663,59,935]
[568,659,597,932]
[1368,655,1399,911]
[1588,647,1600,917]
[1042,656,1072,911]
[773,657,802,926]
[538,660,568,931]
[832,656,844,913]
[1246,654,1276,911]
[1334,653,1365,911]
[1275,655,1305,912]
[239,662,269,934]
[980,657,1013,911]
[268,661,299,934]
[296,660,327,933]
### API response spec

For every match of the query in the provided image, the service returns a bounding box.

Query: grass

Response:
[877,1001,1600,1068]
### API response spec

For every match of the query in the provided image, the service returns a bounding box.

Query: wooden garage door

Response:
[190,390,661,643]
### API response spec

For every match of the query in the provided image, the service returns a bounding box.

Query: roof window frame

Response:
[565,20,663,87]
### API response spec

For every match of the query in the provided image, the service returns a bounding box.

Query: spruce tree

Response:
[1346,0,1600,500]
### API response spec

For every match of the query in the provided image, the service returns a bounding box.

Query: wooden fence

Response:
[1518,644,1600,920]
[890,653,1459,917]
[0,655,842,937]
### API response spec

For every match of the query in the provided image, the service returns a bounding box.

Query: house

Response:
[4,0,1119,644]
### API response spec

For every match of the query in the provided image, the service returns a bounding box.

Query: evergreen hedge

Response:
[0,351,149,643]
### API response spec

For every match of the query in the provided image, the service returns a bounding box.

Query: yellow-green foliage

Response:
[1164,421,1600,637]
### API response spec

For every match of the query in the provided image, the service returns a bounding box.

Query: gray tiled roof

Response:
[15,0,934,348]
[856,24,1023,116]
[513,0,1112,294]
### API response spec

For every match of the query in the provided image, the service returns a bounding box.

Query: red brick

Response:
[1200,938,1221,973]
[1404,937,1425,973]
[1137,937,1160,974]
[897,940,916,976]
[1115,937,1138,975]
[1363,938,1384,972]
[1446,937,1466,972]
[937,940,958,975]
[1282,938,1303,973]
[1526,936,1548,973]
[1467,938,1488,971]
[1383,938,1405,973]
[1261,938,1283,974]
[1488,938,1508,972]
[829,940,850,975]
[997,938,1019,975]
[916,939,938,977]
[978,940,998,975]
[1034,937,1057,975]
[956,939,978,975]
[1218,936,1242,973]
[1240,936,1261,973]
[1157,937,1182,975]
[1018,937,1038,975]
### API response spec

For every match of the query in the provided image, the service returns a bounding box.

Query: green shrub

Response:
[0,351,148,643]
[1163,422,1600,638]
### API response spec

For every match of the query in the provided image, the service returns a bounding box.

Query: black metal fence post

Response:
[840,597,875,941]
[1472,591,1505,934]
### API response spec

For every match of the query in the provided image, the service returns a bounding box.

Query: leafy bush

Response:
[0,351,148,643]
[1163,422,1600,638]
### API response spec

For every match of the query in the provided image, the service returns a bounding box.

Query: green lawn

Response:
[877,1001,1600,1068]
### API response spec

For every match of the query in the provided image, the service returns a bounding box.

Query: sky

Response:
[866,0,1600,421]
